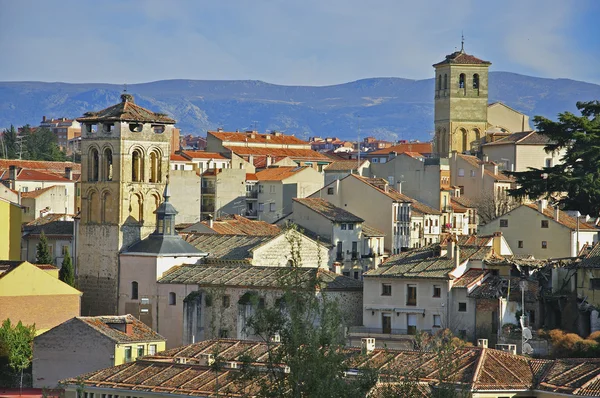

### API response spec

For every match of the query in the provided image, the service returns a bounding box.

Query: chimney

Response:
[361,337,375,355]
[510,163,515,172]
[480,163,485,179]
[388,151,397,160]
[9,165,17,181]
[538,199,547,213]
[248,154,254,166]
[217,127,223,132]
[266,155,272,167]
[477,339,488,348]
[125,321,133,335]
[42,116,46,122]
[65,167,73,180]
[207,214,214,229]
[447,238,455,260]
[483,154,489,162]
[333,262,342,274]
[454,244,460,268]
[555,206,560,221]
[396,182,402,194]
[492,231,502,255]
[493,163,498,176]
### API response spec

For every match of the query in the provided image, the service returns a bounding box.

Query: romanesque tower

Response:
[433,44,491,157]
[76,93,175,315]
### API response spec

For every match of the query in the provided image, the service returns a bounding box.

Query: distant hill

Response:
[1,72,599,142]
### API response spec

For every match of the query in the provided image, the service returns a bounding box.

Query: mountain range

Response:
[1,72,599,142]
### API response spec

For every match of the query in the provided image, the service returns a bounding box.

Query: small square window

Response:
[518,240,523,248]
[222,295,230,308]
[348,223,354,230]
[327,187,334,195]
[542,241,548,249]
[433,285,441,298]
[591,279,600,290]
[433,314,441,327]
[381,283,392,296]
[219,329,229,338]
[541,220,549,228]
[470,170,475,177]
[269,203,276,212]
[341,224,347,230]
[500,219,508,228]
[458,302,467,312]
[458,168,465,177]
[258,185,264,193]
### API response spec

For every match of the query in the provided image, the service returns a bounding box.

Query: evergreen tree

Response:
[0,125,18,159]
[35,231,53,265]
[59,248,75,287]
[508,101,600,215]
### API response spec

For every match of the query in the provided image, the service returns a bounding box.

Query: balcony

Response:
[351,251,359,260]
[201,205,215,213]
[202,187,215,195]
[245,191,258,199]
[336,253,344,261]
[348,326,432,336]
[245,209,257,218]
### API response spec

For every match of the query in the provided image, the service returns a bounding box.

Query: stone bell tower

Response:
[76,93,176,315]
[433,41,491,157]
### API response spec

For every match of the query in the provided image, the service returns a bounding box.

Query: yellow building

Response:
[33,314,166,388]
[0,260,81,334]
[0,197,22,260]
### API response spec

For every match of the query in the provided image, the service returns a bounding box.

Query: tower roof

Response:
[433,50,491,67]
[77,93,176,124]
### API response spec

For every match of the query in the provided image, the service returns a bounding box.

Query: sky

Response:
[1,0,599,86]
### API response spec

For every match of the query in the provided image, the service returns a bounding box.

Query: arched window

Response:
[131,281,138,300]
[461,128,468,153]
[132,149,143,182]
[473,74,479,89]
[89,148,99,182]
[149,151,161,183]
[88,191,99,222]
[437,75,442,91]
[130,193,143,222]
[443,74,448,90]
[169,292,176,305]
[103,148,113,181]
[459,73,466,89]
[101,191,111,223]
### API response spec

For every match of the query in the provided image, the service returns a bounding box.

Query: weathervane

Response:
[461,31,465,52]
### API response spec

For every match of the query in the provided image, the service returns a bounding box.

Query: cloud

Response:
[0,0,598,85]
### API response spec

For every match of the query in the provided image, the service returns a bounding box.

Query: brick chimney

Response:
[125,321,134,335]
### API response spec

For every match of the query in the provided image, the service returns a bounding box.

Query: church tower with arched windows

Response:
[77,93,176,315]
[433,44,491,157]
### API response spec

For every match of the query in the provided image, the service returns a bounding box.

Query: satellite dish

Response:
[523,327,533,340]
[523,342,534,355]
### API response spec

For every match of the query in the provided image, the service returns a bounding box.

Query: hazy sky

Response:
[1,0,599,85]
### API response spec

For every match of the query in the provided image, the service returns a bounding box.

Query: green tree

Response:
[23,126,66,162]
[1,125,19,159]
[59,248,75,287]
[36,231,53,265]
[0,319,36,389]
[508,101,600,215]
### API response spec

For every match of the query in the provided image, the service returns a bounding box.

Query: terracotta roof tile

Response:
[0,160,80,175]
[433,50,491,66]
[452,268,488,288]
[180,150,228,160]
[169,154,187,162]
[457,154,513,182]
[20,185,59,199]
[294,198,364,223]
[77,94,175,124]
[1,168,72,183]
[77,315,164,343]
[209,131,309,146]
[362,224,385,237]
[255,166,310,181]
[224,146,332,164]
[182,233,272,260]
[369,142,433,156]
[192,215,280,236]
[483,131,553,147]
[324,159,368,171]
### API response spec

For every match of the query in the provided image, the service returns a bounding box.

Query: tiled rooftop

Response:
[433,50,491,66]
[0,261,57,279]
[1,168,72,183]
[0,159,80,175]
[224,146,332,164]
[179,150,228,160]
[457,153,513,182]
[293,198,364,223]
[255,166,310,181]
[157,263,363,290]
[23,219,73,236]
[189,215,281,236]
[63,338,598,395]
[182,233,272,260]
[210,131,309,146]
[452,268,488,288]
[76,315,164,343]
[361,224,385,237]
[483,131,553,146]
[324,159,368,171]
[369,142,433,156]
[77,94,175,124]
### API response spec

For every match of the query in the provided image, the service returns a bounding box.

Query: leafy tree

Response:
[24,126,66,162]
[508,101,600,215]
[0,319,36,389]
[0,125,18,159]
[59,248,75,287]
[36,231,53,265]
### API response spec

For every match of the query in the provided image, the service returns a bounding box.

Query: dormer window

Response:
[129,123,143,132]
[152,125,165,134]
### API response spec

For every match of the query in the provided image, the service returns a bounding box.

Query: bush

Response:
[587,331,600,342]
[543,328,600,358]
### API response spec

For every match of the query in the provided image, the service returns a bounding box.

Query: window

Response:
[470,169,475,177]
[327,187,334,195]
[124,346,132,362]
[62,245,70,255]
[459,73,466,89]
[148,344,157,355]
[437,75,442,91]
[219,329,229,338]
[381,283,392,296]
[131,149,143,182]
[341,223,347,230]
[348,223,354,230]
[258,203,264,212]
[541,220,549,228]
[406,284,417,306]
[443,74,448,90]
[269,203,276,212]
[433,285,441,298]
[518,241,524,248]
[458,302,467,312]
[169,292,176,305]
[258,297,266,309]
[545,158,552,168]
[222,295,230,308]
[591,279,600,290]
[458,168,465,177]
[137,345,144,358]
[21,187,29,192]
[472,74,479,89]
[258,185,264,193]
[500,219,508,228]
[270,185,276,193]
[542,241,548,249]
[433,314,441,327]
[353,271,359,280]
[131,281,138,300]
